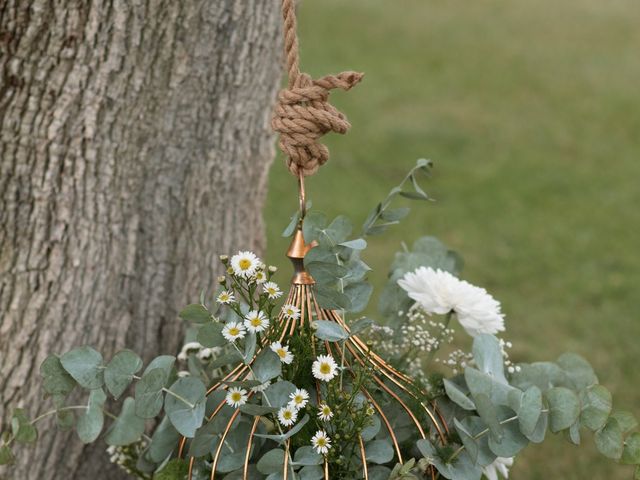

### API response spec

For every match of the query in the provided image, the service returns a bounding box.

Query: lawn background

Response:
[265,0,640,478]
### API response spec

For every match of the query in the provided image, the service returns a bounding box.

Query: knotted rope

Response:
[272,0,363,177]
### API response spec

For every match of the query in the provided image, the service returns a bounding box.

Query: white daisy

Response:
[312,355,338,382]
[282,304,301,320]
[289,388,310,410]
[277,405,298,427]
[263,281,283,299]
[253,270,267,284]
[398,267,505,337]
[216,290,235,304]
[311,430,332,455]
[222,321,246,342]
[270,342,294,364]
[230,251,260,278]
[482,457,514,480]
[243,310,269,333]
[225,387,248,408]
[317,403,333,421]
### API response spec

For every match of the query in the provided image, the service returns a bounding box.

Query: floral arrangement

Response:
[2,161,639,480]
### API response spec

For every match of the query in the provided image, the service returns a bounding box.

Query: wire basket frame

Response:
[177,229,449,479]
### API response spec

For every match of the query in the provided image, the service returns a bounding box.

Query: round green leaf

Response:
[179,304,212,324]
[580,384,612,431]
[546,387,580,433]
[257,449,285,475]
[293,446,323,466]
[164,377,207,438]
[135,368,166,418]
[595,417,624,460]
[77,388,106,443]
[105,350,143,399]
[0,445,14,466]
[365,439,394,465]
[60,346,104,389]
[40,355,76,396]
[197,322,226,348]
[443,379,475,411]
[252,350,282,383]
[518,386,543,436]
[622,432,640,465]
[11,409,37,444]
[313,320,349,342]
[105,397,146,446]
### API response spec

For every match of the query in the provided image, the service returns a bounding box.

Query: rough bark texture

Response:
[0,1,281,478]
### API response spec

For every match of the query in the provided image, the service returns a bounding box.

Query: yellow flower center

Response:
[231,393,242,402]
[294,396,303,403]
[317,438,327,447]
[267,288,275,294]
[229,327,239,336]
[283,411,292,420]
[251,318,262,327]
[322,407,331,415]
[277,349,287,358]
[320,363,331,375]
[239,259,252,270]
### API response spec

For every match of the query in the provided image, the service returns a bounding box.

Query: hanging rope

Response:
[272,0,364,177]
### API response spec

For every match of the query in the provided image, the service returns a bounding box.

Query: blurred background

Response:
[265,0,640,478]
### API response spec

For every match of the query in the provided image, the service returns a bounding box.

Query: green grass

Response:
[264,0,640,478]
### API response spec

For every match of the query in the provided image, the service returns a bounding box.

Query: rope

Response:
[272,0,363,177]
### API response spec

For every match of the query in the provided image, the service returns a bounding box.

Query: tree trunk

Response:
[0,1,281,478]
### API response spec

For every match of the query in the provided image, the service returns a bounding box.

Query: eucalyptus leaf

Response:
[443,379,475,411]
[595,417,624,460]
[188,419,221,458]
[622,432,640,465]
[293,446,323,466]
[611,411,639,433]
[580,384,612,431]
[105,397,145,446]
[143,355,176,384]
[252,350,282,383]
[546,387,581,433]
[244,332,258,364]
[240,404,279,416]
[340,238,367,250]
[316,287,351,311]
[257,449,286,475]
[314,320,349,342]
[164,377,207,438]
[518,386,543,436]
[0,445,14,466]
[60,346,104,389]
[365,439,394,464]
[149,416,181,462]
[472,334,507,385]
[179,304,212,324]
[135,368,166,418]
[40,355,77,396]
[299,465,324,480]
[11,409,37,444]
[105,350,143,399]
[77,388,106,443]
[361,415,381,442]
[344,281,373,313]
[197,322,226,348]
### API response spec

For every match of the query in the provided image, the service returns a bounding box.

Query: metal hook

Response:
[298,171,306,221]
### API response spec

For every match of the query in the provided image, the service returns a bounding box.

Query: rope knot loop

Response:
[272,71,364,177]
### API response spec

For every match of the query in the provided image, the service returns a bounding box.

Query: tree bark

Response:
[0,1,281,478]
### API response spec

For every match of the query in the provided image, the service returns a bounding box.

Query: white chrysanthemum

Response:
[398,267,505,337]
[270,342,294,364]
[216,290,235,305]
[197,347,217,362]
[317,403,333,421]
[263,281,283,299]
[230,251,260,278]
[277,405,298,427]
[311,430,332,455]
[222,321,246,342]
[482,457,514,480]
[282,304,301,320]
[225,387,248,408]
[289,388,309,410]
[253,270,267,284]
[244,310,269,333]
[312,355,338,382]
